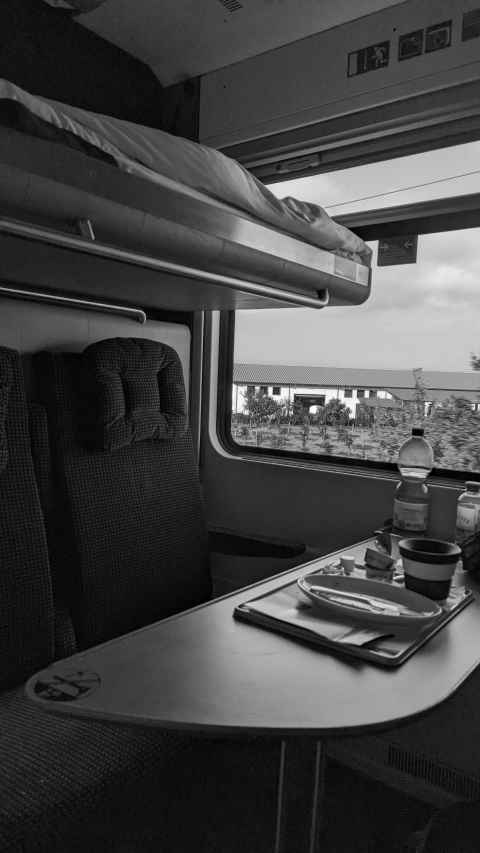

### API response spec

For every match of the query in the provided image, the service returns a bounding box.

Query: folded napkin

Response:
[240,585,396,649]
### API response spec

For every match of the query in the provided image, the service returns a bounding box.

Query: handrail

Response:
[0,217,330,309]
[0,284,147,324]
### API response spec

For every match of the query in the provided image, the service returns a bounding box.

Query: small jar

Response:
[455,481,480,545]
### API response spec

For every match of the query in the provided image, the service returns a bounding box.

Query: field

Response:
[231,399,480,473]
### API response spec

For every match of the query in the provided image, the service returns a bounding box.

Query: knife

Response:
[307,586,416,616]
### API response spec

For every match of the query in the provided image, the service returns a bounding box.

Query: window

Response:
[228,140,480,475]
[272,385,281,396]
[259,385,268,395]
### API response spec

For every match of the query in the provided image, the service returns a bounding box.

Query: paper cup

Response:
[399,538,461,600]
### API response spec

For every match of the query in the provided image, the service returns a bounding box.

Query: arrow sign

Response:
[377,235,418,266]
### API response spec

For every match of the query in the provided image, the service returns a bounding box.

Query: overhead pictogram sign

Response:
[377,235,418,266]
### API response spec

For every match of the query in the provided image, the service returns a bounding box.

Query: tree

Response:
[411,367,428,423]
[292,398,309,425]
[245,387,281,426]
[324,398,350,426]
[471,354,480,370]
[301,421,310,448]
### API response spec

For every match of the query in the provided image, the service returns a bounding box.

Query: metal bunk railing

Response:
[0,217,330,310]
[0,282,147,324]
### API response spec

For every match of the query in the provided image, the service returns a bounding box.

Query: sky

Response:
[235,141,480,373]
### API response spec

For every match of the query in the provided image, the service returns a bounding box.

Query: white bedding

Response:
[0,79,371,267]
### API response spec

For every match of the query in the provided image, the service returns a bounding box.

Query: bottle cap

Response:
[411,427,424,436]
[465,481,480,492]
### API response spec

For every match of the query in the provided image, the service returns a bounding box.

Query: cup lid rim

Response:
[399,538,461,563]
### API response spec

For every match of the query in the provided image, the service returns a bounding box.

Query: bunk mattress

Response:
[0,79,370,268]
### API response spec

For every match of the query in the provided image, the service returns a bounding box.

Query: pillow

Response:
[82,338,187,451]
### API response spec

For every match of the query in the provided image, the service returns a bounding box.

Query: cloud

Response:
[246,146,480,372]
[361,229,480,313]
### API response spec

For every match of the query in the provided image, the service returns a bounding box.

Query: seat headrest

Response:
[82,338,187,451]
[0,347,13,471]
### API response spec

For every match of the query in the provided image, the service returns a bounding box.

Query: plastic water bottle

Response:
[393,428,433,537]
[397,427,434,482]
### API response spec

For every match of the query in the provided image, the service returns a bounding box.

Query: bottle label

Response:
[393,499,428,532]
[455,505,478,542]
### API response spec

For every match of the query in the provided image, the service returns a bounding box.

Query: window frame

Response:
[216,193,480,483]
[223,80,480,185]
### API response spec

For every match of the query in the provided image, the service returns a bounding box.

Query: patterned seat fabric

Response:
[35,338,211,648]
[0,685,188,853]
[1,681,283,853]
[0,347,55,689]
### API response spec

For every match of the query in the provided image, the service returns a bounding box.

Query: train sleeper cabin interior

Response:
[2,1,480,851]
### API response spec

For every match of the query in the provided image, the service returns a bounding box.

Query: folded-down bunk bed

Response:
[0,80,372,313]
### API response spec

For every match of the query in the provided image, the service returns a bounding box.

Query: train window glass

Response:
[229,142,480,475]
[269,140,480,217]
[232,226,480,473]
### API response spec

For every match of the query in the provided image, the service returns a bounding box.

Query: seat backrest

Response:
[0,346,55,688]
[35,338,211,648]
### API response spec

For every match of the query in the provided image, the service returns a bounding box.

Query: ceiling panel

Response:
[79,0,409,85]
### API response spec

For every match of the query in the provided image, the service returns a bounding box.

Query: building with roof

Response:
[232,364,480,418]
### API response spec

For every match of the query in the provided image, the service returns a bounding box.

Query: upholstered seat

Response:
[35,338,211,648]
[0,685,186,853]
[0,344,205,852]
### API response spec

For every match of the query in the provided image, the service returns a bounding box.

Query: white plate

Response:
[297,572,442,625]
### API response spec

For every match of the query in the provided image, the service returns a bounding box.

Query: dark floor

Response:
[320,759,432,852]
[52,742,434,852]
[157,741,434,853]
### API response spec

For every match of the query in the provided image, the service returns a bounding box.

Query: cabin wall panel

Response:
[200,0,480,148]
[202,446,459,554]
